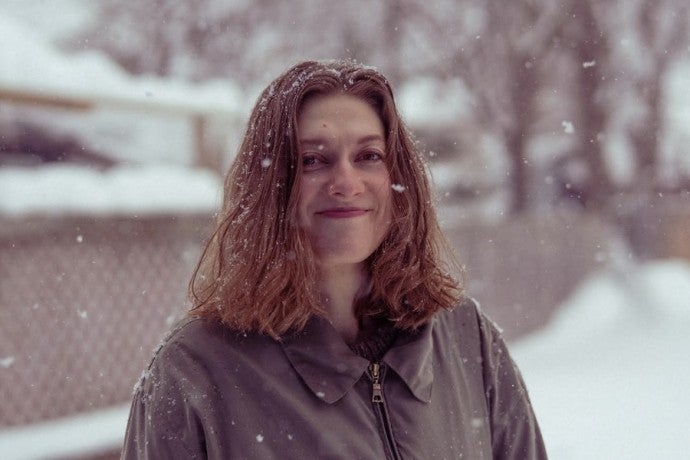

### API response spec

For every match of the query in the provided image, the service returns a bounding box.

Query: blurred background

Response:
[0,0,689,458]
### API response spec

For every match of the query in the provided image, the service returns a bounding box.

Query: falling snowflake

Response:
[391,184,407,193]
[78,310,88,319]
[256,434,264,443]
[261,158,272,168]
[0,356,15,368]
[561,121,575,134]
[582,60,596,68]
[76,235,83,243]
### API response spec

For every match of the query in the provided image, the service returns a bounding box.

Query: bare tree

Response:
[434,0,578,212]
[563,0,613,209]
[71,0,689,213]
[627,0,689,188]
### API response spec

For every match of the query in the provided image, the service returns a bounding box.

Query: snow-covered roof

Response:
[0,12,244,116]
[0,165,222,216]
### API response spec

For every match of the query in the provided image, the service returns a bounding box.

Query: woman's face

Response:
[296,93,392,270]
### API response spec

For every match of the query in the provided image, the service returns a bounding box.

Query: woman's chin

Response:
[314,250,371,270]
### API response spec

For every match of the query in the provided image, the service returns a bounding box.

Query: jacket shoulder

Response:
[434,296,483,335]
[123,318,227,458]
[133,317,270,396]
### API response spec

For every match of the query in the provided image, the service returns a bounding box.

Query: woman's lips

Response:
[317,208,369,218]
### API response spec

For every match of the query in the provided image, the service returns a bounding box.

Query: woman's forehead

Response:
[296,95,385,148]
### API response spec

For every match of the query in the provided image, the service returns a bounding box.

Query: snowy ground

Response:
[0,406,130,460]
[511,260,690,459]
[0,259,688,459]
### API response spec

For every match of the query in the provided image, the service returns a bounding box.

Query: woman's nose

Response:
[327,160,364,197]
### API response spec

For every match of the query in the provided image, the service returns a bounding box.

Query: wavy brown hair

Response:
[189,60,463,339]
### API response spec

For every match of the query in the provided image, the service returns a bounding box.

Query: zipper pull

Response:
[370,362,383,403]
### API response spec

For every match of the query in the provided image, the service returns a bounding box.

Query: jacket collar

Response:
[280,314,435,404]
[384,320,434,403]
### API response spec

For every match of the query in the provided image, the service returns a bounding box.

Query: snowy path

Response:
[512,261,690,459]
[0,405,129,459]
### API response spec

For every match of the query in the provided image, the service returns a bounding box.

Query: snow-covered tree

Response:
[71,0,690,213]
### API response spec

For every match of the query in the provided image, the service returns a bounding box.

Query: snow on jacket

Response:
[122,297,547,459]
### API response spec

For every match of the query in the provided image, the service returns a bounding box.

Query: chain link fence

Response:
[0,214,212,427]
[446,209,617,340]
[0,209,628,430]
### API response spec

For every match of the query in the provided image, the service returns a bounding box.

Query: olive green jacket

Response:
[122,298,546,459]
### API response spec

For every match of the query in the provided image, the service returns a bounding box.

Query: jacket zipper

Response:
[369,362,402,460]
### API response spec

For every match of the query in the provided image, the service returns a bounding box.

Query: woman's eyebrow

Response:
[356,134,385,145]
[299,137,329,147]
[299,134,384,147]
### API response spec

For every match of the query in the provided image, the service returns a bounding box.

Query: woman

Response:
[123,60,546,459]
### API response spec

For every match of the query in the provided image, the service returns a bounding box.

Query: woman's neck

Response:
[317,263,369,343]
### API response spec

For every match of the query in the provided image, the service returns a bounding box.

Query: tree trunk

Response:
[573,1,611,210]
[631,81,661,186]
[508,59,538,214]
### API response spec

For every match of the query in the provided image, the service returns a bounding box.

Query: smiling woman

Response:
[187,60,461,339]
[122,60,547,459]
[296,93,393,341]
[297,93,391,267]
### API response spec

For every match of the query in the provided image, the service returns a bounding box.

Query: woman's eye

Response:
[360,150,384,162]
[302,154,324,169]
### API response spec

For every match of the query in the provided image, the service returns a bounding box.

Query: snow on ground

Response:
[0,405,130,460]
[0,260,687,459]
[511,259,690,460]
[0,164,222,215]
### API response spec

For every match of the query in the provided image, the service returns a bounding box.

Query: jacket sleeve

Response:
[475,304,548,460]
[121,341,207,460]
